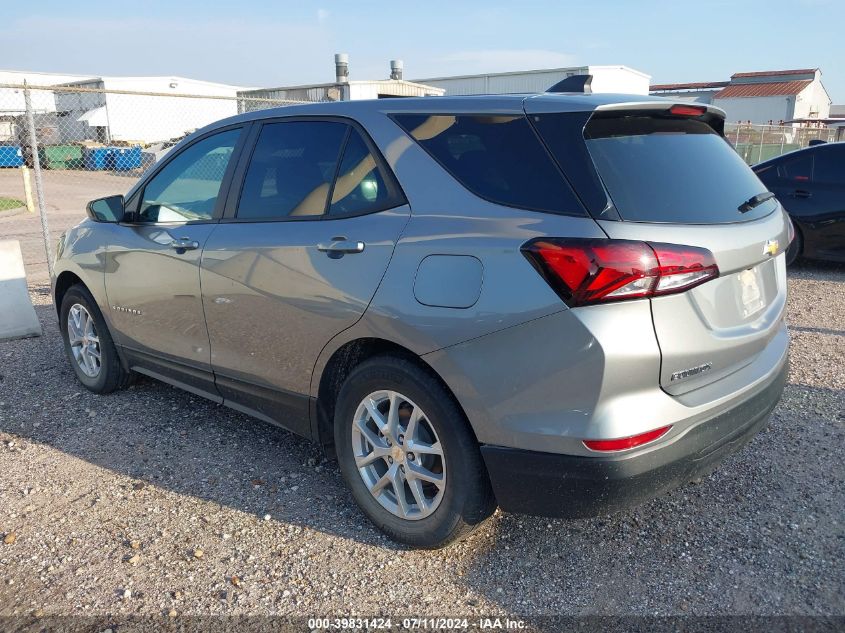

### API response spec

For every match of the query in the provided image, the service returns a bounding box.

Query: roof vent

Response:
[546,74,593,94]
[390,59,404,80]
[334,53,349,84]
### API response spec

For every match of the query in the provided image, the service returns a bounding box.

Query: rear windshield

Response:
[392,114,585,216]
[535,113,775,223]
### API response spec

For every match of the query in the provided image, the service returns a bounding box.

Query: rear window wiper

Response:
[738,191,775,213]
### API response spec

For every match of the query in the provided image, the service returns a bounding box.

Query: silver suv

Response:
[53,93,790,548]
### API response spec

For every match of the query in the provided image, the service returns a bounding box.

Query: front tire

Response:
[334,355,495,548]
[60,284,130,394]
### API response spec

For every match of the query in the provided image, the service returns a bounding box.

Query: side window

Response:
[812,147,845,185]
[777,153,813,182]
[328,128,397,216]
[392,113,585,216]
[139,128,240,222]
[237,121,347,220]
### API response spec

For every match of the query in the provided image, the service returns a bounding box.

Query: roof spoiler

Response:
[546,74,592,94]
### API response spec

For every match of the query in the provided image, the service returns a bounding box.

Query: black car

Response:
[754,142,845,264]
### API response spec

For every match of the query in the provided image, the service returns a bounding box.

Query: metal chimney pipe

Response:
[334,53,349,83]
[390,59,403,80]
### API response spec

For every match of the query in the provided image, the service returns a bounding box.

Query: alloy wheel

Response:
[67,304,101,378]
[351,390,446,520]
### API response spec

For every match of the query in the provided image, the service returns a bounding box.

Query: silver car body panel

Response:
[53,93,789,461]
[597,210,789,396]
[103,223,218,370]
[54,221,111,314]
[200,205,411,398]
[422,299,787,456]
[523,92,726,117]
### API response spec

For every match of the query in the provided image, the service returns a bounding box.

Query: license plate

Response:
[739,267,765,318]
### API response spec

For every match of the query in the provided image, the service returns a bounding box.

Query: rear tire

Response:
[60,284,131,394]
[785,226,802,266]
[334,355,495,548]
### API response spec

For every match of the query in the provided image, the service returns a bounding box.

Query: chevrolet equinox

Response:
[53,92,790,548]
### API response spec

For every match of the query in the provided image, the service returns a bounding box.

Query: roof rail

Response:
[546,74,592,94]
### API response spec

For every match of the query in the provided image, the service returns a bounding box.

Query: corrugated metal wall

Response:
[417,68,589,95]
[237,81,443,105]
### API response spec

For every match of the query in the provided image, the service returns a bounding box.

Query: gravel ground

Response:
[0,260,843,621]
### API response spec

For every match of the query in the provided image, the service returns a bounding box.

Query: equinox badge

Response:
[671,362,713,382]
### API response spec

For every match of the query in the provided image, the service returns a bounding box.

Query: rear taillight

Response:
[522,238,719,307]
[786,215,796,245]
[583,425,672,452]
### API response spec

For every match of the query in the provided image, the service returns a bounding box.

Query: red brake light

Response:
[522,238,719,306]
[583,425,673,452]
[669,105,706,117]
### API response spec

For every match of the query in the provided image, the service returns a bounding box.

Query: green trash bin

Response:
[38,145,83,170]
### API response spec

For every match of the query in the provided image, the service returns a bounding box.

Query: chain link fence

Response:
[0,82,305,276]
[1,82,843,279]
[725,122,840,165]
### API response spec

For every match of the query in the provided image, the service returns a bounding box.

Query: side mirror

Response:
[86,195,125,223]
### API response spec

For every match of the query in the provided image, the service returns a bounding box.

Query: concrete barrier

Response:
[0,239,42,340]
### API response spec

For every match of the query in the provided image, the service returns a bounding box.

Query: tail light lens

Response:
[522,238,719,306]
[583,425,672,452]
[786,215,796,245]
[669,104,707,117]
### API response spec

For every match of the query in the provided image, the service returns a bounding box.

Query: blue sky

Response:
[5,0,843,100]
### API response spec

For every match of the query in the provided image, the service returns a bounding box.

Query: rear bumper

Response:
[481,358,787,519]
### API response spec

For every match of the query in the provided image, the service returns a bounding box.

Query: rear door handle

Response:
[789,189,812,199]
[317,238,366,258]
[169,237,200,252]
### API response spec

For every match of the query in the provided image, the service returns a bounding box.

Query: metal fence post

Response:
[23,81,54,279]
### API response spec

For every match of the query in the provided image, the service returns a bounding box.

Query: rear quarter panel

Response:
[309,109,607,397]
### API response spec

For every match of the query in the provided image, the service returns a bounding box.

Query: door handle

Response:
[169,237,200,252]
[789,189,812,199]
[317,238,366,258]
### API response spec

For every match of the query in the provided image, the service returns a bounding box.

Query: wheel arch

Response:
[313,337,477,457]
[54,270,85,316]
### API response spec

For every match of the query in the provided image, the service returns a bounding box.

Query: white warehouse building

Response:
[650,69,832,125]
[0,70,96,144]
[0,69,95,115]
[412,65,651,96]
[55,75,249,144]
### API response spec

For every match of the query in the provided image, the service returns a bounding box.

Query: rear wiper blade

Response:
[738,191,775,213]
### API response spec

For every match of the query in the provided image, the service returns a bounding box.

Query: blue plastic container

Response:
[112,146,142,170]
[0,145,24,168]
[82,146,110,170]
[83,145,142,171]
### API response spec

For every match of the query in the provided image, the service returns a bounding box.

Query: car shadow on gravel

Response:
[455,384,844,617]
[787,259,845,279]
[0,303,408,550]
[2,298,844,615]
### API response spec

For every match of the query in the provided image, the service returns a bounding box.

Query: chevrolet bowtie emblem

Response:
[763,239,779,257]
